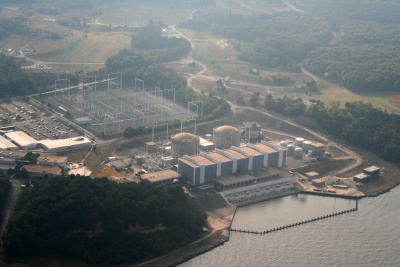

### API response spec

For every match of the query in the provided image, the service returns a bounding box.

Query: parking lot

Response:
[0,100,81,141]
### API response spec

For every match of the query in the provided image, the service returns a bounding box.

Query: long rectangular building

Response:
[178,141,287,186]
[5,131,38,149]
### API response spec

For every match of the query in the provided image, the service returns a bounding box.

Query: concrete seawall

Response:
[299,190,363,199]
[236,189,299,207]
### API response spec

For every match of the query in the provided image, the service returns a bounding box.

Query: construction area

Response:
[43,73,196,135]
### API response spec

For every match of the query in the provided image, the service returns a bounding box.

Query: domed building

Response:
[213,125,241,149]
[171,132,200,159]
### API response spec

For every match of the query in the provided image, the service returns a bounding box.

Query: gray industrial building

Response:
[354,165,381,183]
[207,151,233,177]
[179,154,217,185]
[178,141,287,186]
[242,121,261,141]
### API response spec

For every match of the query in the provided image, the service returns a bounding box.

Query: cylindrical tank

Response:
[294,147,303,158]
[171,132,199,158]
[213,125,241,149]
[302,141,311,151]
[287,144,296,155]
[280,141,288,147]
[295,137,305,147]
[164,146,171,156]
[307,150,313,157]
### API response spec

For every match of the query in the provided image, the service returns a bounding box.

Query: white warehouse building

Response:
[40,136,93,153]
[5,131,38,149]
[0,135,18,151]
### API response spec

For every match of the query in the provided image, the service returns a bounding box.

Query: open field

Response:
[34,31,131,63]
[93,165,127,179]
[61,149,90,163]
[99,5,193,27]
[3,2,400,114]
[215,0,289,15]
[85,145,108,168]
[360,91,400,113]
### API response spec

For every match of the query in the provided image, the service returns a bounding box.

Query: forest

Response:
[180,11,332,70]
[5,0,213,15]
[294,0,400,92]
[131,21,191,62]
[310,101,400,161]
[179,0,400,93]
[0,55,37,98]
[304,22,400,92]
[0,177,11,227]
[2,176,207,265]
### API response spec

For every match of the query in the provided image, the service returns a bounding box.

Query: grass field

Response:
[99,5,193,26]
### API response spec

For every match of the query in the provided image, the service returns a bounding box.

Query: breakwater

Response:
[230,198,358,235]
[299,190,363,199]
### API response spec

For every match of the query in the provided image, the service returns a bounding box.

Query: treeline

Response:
[131,21,191,62]
[290,0,400,92]
[310,101,400,161]
[304,23,400,92]
[180,12,331,70]
[0,55,37,97]
[0,177,11,227]
[0,16,28,41]
[7,0,213,15]
[291,0,400,30]
[265,93,400,161]
[264,94,307,117]
[2,176,207,265]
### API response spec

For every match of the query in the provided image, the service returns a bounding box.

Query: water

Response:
[180,188,400,267]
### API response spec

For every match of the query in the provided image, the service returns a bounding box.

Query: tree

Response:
[17,168,29,179]
[250,92,260,106]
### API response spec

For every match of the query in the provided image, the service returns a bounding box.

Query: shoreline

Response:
[162,179,400,267]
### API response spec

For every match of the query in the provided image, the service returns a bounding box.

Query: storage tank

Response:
[295,137,305,147]
[294,147,303,158]
[164,146,171,156]
[280,141,288,147]
[171,132,200,159]
[307,150,313,157]
[287,144,296,155]
[302,141,312,151]
[213,125,241,149]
